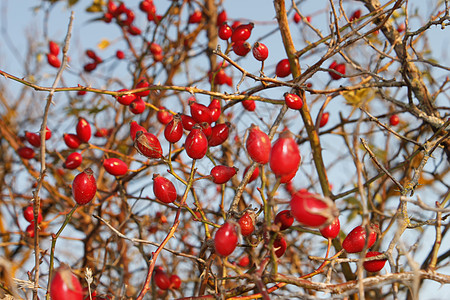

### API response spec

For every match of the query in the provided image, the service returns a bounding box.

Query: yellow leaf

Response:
[341,88,375,107]
[37,53,43,63]
[97,39,110,50]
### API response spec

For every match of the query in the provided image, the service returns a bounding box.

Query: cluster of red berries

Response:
[328,61,346,80]
[23,205,43,238]
[83,49,103,73]
[293,12,311,24]
[46,41,61,69]
[103,1,142,35]
[153,266,182,291]
[17,126,51,160]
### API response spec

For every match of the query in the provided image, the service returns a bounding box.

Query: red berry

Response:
[306,16,312,22]
[49,41,60,56]
[103,158,128,176]
[164,114,183,143]
[242,99,256,111]
[85,49,96,59]
[269,131,301,177]
[216,10,227,26]
[231,21,241,30]
[208,122,231,147]
[128,26,142,36]
[44,126,52,140]
[274,210,294,231]
[94,128,109,138]
[64,152,83,170]
[129,97,146,114]
[50,265,84,300]
[319,112,329,128]
[190,100,213,124]
[23,205,43,223]
[342,224,379,253]
[184,125,208,159]
[275,59,291,78]
[154,268,170,290]
[274,235,287,257]
[208,99,221,122]
[64,134,81,149]
[218,23,232,40]
[243,165,259,183]
[233,40,251,56]
[188,10,202,24]
[238,212,255,236]
[116,50,125,59]
[116,89,136,105]
[135,80,150,97]
[169,274,182,289]
[397,23,405,33]
[328,61,346,80]
[363,251,387,272]
[72,168,97,205]
[47,53,61,68]
[199,122,212,139]
[252,42,269,61]
[210,165,238,184]
[83,63,97,72]
[214,222,238,256]
[290,190,337,228]
[153,174,177,203]
[246,124,271,164]
[389,114,400,126]
[26,222,35,238]
[76,117,91,143]
[293,12,301,24]
[180,114,196,131]
[279,169,297,183]
[156,106,173,125]
[134,132,163,159]
[130,121,147,141]
[284,92,303,110]
[349,9,362,22]
[319,217,340,239]
[25,131,41,147]
[149,42,163,56]
[231,23,254,42]
[237,255,250,267]
[18,147,35,159]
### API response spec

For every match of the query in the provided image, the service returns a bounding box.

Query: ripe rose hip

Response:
[363,251,387,272]
[25,131,41,147]
[23,205,43,223]
[47,53,61,68]
[274,210,294,230]
[242,99,256,111]
[208,122,231,147]
[184,125,208,159]
[252,42,269,61]
[246,124,271,164]
[72,168,97,205]
[135,79,150,97]
[293,12,301,24]
[94,128,109,138]
[180,114,196,131]
[64,152,83,170]
[50,265,84,300]
[349,9,362,22]
[135,132,163,159]
[290,190,338,228]
[243,165,259,183]
[231,23,254,42]
[83,63,97,72]
[199,122,212,139]
[49,41,60,56]
[64,133,81,149]
[129,97,146,114]
[169,274,182,289]
[319,112,330,128]
[389,114,400,126]
[44,126,52,140]
[208,99,221,122]
[269,131,301,177]
[188,10,202,24]
[233,40,251,56]
[153,174,177,203]
[103,158,128,176]
[190,100,213,124]
[26,222,35,238]
[237,255,250,267]
[164,114,183,143]
[319,217,340,239]
[275,59,291,78]
[214,222,238,256]
[116,50,125,59]
[18,147,35,159]
[116,89,136,105]
[210,165,237,184]
[284,92,303,110]
[238,212,255,236]
[342,224,379,253]
[328,61,346,80]
[216,10,227,26]
[76,117,91,143]
[154,267,170,290]
[157,106,173,125]
[274,235,287,257]
[130,121,147,141]
[218,22,232,40]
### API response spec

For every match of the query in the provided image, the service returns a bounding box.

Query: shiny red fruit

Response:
[342,224,379,253]
[216,10,227,26]
[238,212,255,236]
[275,59,291,78]
[290,190,337,227]
[169,274,182,289]
[153,174,177,203]
[76,117,91,143]
[18,147,35,159]
[218,23,232,40]
[274,210,294,230]
[25,131,41,147]
[72,168,97,205]
[180,114,196,131]
[103,158,128,176]
[26,222,35,238]
[164,114,183,143]
[156,106,173,125]
[210,165,237,184]
[237,255,250,267]
[64,134,81,149]
[49,41,60,56]
[363,251,387,272]
[83,63,97,72]
[130,121,147,141]
[284,92,303,110]
[116,89,136,105]
[208,99,221,122]
[116,50,125,59]
[184,125,208,159]
[319,112,329,128]
[389,114,400,126]
[134,132,163,159]
[243,165,259,183]
[233,40,251,56]
[231,23,254,42]
[129,97,146,114]
[47,53,61,68]
[50,265,84,300]
[190,101,213,124]
[188,10,202,24]
[274,235,287,257]
[269,131,301,176]
[252,42,269,61]
[349,9,362,22]
[64,152,83,170]
[23,205,43,223]
[44,126,52,140]
[242,99,256,111]
[319,217,340,239]
[135,79,150,97]
[293,12,301,24]
[328,61,346,80]
[199,122,212,139]
[214,222,238,256]
[149,42,163,56]
[94,128,110,138]
[246,124,271,164]
[85,49,97,59]
[154,267,170,290]
[208,122,230,147]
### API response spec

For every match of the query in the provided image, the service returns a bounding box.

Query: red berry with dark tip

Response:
[218,23,232,40]
[238,212,255,236]
[269,131,301,177]
[76,117,91,143]
[342,224,379,253]
[284,92,303,110]
[129,97,146,114]
[25,131,41,147]
[72,168,97,205]
[135,79,150,97]
[116,50,125,59]
[185,125,208,159]
[233,40,251,56]
[274,210,294,231]
[210,165,238,184]
[64,152,83,170]
[246,124,271,164]
[164,114,183,143]
[134,132,163,159]
[130,121,147,141]
[252,42,269,61]
[363,251,387,272]
[214,222,238,256]
[231,23,254,42]
[153,174,177,203]
[47,53,61,68]
[154,268,170,290]
[216,10,227,26]
[180,114,196,131]
[103,158,128,176]
[275,59,291,78]
[190,101,213,124]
